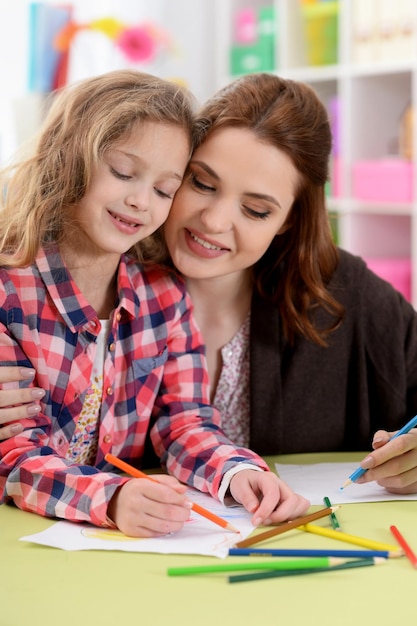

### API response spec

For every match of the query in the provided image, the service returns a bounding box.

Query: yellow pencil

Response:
[301,523,404,556]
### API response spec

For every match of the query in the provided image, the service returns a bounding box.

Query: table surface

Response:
[1,452,416,626]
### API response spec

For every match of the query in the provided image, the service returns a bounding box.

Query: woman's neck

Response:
[186,271,253,397]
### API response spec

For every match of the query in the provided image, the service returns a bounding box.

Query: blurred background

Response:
[0,0,416,306]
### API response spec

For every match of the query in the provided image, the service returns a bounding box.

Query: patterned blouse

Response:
[213,314,250,448]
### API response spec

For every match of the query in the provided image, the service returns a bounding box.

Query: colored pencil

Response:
[301,523,403,555]
[167,556,356,577]
[390,525,417,568]
[104,453,239,533]
[229,547,391,558]
[323,496,341,530]
[234,505,340,548]
[341,414,417,489]
[228,557,385,583]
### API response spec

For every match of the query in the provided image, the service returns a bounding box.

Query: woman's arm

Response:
[0,366,45,440]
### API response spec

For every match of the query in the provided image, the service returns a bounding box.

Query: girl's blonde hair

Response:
[0,69,196,267]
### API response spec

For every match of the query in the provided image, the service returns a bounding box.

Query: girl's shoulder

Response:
[124,258,189,311]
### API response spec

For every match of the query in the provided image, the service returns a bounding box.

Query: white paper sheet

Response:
[275,462,417,505]
[19,488,255,558]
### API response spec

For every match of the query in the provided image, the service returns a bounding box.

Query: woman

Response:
[2,73,417,494]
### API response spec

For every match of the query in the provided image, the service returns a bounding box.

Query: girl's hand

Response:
[355,427,417,494]
[229,470,310,526]
[107,474,192,537]
[0,367,45,440]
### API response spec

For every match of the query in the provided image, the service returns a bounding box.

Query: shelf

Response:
[214,0,417,305]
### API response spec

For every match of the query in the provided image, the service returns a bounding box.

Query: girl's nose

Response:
[125,184,151,211]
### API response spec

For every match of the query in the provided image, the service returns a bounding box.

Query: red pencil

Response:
[104,453,239,533]
[390,525,417,569]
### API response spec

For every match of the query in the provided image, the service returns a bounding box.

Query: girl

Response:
[0,70,309,537]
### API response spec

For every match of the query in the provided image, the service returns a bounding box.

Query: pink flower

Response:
[116,26,156,63]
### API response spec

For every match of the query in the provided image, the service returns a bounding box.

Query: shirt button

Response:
[108,342,116,352]
[116,313,122,322]
[106,386,114,395]
[103,434,112,444]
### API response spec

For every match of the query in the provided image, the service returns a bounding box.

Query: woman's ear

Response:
[276,221,291,235]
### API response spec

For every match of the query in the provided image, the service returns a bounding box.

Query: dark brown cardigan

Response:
[249,249,417,455]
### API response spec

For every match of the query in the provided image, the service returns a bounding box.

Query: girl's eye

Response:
[244,206,271,220]
[155,188,173,199]
[189,172,215,192]
[110,167,131,181]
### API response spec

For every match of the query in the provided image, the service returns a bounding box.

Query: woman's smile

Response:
[185,228,230,258]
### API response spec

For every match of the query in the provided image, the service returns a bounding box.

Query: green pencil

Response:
[323,496,341,531]
[168,557,355,576]
[228,558,385,583]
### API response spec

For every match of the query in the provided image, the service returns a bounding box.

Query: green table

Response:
[1,453,416,626]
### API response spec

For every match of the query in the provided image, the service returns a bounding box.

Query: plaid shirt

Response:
[0,246,267,526]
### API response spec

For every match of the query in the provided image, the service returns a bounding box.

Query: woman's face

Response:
[164,126,299,281]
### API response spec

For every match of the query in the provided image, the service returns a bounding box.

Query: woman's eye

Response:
[245,206,270,220]
[189,173,215,192]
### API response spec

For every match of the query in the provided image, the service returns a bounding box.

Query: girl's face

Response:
[164,127,298,282]
[72,120,190,261]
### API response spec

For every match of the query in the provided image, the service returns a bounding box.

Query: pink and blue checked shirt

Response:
[0,246,267,526]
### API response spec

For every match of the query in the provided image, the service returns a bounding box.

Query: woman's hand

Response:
[229,469,310,526]
[0,366,45,440]
[355,427,417,494]
[107,474,192,537]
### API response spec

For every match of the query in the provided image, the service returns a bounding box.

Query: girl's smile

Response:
[107,209,143,234]
[70,120,190,267]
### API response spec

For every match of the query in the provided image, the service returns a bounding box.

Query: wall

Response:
[0,0,216,163]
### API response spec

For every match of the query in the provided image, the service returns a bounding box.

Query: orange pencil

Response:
[390,525,417,569]
[104,453,239,533]
[235,505,341,548]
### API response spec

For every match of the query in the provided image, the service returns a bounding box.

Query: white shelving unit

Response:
[213,0,417,307]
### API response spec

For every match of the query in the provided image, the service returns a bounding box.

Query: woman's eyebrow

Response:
[191,159,282,208]
[244,191,281,208]
[190,160,220,181]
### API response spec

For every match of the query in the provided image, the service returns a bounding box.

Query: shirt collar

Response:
[35,246,140,331]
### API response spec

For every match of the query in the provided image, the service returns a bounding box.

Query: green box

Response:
[258,6,276,42]
[230,39,274,76]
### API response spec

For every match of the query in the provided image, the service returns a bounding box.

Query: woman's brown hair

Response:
[192,73,343,345]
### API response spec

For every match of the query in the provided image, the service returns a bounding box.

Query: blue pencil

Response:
[341,414,417,489]
[229,548,391,559]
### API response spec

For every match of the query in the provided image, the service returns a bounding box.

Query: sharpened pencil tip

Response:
[226,522,241,533]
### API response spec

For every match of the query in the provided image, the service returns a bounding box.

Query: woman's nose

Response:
[200,201,233,233]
